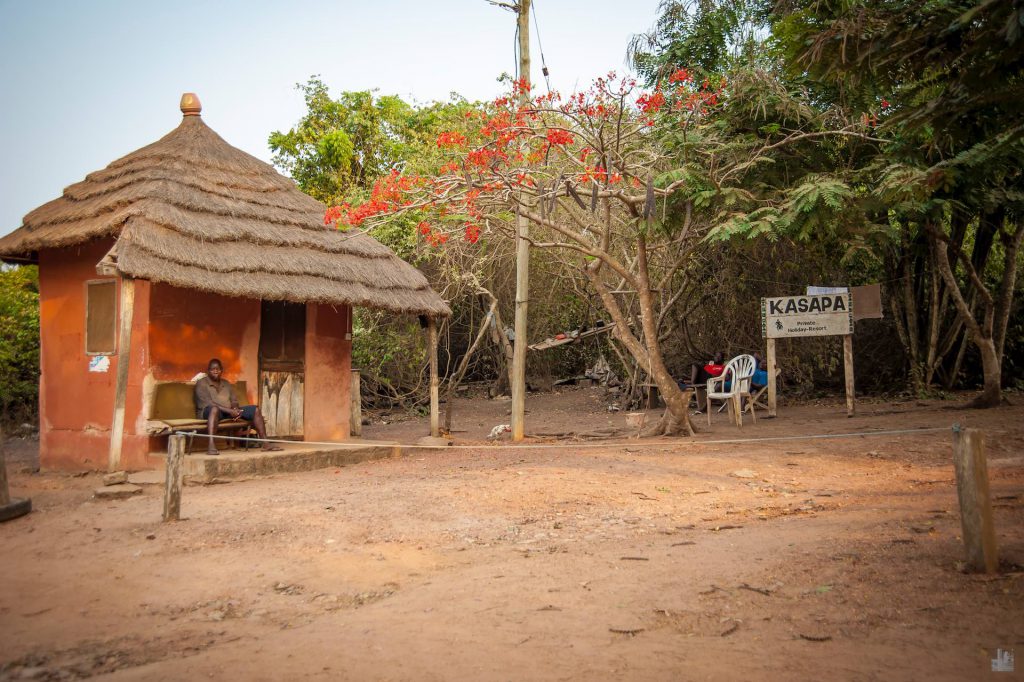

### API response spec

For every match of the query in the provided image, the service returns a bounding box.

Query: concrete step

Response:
[148,441,401,483]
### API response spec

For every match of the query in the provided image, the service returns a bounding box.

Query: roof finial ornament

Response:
[180,93,202,117]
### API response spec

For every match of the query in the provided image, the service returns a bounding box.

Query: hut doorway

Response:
[259,301,305,438]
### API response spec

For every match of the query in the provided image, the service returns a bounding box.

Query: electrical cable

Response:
[531,0,552,93]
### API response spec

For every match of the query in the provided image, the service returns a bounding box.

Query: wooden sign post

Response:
[843,334,855,417]
[762,292,856,417]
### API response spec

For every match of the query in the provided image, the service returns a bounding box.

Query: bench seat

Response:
[147,380,253,450]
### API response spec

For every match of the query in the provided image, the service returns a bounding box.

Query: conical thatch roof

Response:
[0,94,449,317]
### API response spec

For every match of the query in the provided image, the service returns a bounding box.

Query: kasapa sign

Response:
[761,293,853,339]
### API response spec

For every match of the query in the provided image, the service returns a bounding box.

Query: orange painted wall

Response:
[148,283,261,401]
[36,249,353,469]
[304,303,352,441]
[37,239,152,471]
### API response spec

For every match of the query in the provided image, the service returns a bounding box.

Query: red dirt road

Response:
[2,390,1022,681]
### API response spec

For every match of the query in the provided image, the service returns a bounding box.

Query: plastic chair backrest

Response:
[723,354,757,395]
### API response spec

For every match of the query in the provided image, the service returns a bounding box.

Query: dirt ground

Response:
[1,387,1022,681]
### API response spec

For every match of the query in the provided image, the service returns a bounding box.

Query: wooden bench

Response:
[146,381,253,453]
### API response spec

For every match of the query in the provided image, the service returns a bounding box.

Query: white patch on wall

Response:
[88,356,110,373]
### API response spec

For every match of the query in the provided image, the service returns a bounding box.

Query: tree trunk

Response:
[972,337,1002,408]
[583,239,695,437]
[930,231,1002,408]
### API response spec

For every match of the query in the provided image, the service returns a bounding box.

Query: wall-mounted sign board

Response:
[761,293,854,339]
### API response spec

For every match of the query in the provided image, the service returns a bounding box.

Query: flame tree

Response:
[328,73,731,435]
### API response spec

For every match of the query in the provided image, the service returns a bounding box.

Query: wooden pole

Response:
[0,426,32,523]
[952,425,998,573]
[766,338,777,418]
[843,334,856,417]
[163,434,185,522]
[350,369,362,437]
[0,435,10,507]
[428,317,440,437]
[510,0,532,442]
[108,276,135,472]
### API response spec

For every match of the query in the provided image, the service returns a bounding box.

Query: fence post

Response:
[163,434,185,522]
[0,428,32,522]
[350,369,362,437]
[0,440,9,508]
[952,424,998,573]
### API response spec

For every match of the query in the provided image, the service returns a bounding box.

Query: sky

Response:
[0,0,663,237]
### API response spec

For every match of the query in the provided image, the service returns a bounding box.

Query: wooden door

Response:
[259,301,305,438]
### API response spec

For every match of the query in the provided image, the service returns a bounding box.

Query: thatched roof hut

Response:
[0,94,449,317]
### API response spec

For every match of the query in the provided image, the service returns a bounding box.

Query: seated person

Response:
[751,351,768,389]
[681,351,726,411]
[685,351,726,387]
[194,358,281,455]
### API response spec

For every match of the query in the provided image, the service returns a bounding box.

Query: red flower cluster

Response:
[437,131,467,148]
[324,170,424,228]
[464,222,481,244]
[579,165,608,184]
[637,90,665,114]
[668,68,691,84]
[545,129,574,146]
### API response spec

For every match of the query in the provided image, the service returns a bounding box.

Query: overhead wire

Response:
[531,0,552,93]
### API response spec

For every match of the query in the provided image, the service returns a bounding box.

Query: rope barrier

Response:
[174,425,950,451]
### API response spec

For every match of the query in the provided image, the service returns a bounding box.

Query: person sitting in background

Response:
[193,358,281,455]
[751,351,769,390]
[682,351,726,412]
[687,351,726,387]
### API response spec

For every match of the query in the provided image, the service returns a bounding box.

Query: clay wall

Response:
[37,239,152,470]
[304,303,353,441]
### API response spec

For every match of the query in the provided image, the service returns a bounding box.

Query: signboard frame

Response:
[759,292,858,418]
[760,293,854,339]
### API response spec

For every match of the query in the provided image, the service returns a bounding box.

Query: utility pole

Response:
[510,0,531,441]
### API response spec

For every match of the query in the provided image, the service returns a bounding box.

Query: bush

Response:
[0,265,39,430]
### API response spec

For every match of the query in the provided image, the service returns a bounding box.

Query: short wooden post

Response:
[952,425,998,573]
[0,427,32,523]
[350,369,362,437]
[842,334,855,417]
[163,434,185,522]
[766,338,777,418]
[427,317,440,437]
[108,276,135,472]
[0,443,10,507]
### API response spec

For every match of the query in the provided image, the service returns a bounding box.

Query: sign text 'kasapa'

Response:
[761,293,853,339]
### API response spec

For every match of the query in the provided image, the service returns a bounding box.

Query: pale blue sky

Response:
[0,0,662,236]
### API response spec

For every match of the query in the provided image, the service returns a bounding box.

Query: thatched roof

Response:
[0,94,449,317]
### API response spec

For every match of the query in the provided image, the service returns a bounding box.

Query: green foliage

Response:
[629,0,771,83]
[351,311,427,407]
[0,265,39,427]
[269,78,423,205]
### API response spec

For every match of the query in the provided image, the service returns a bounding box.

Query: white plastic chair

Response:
[706,354,757,427]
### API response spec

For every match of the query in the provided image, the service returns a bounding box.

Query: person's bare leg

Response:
[252,409,281,450]
[206,409,220,455]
